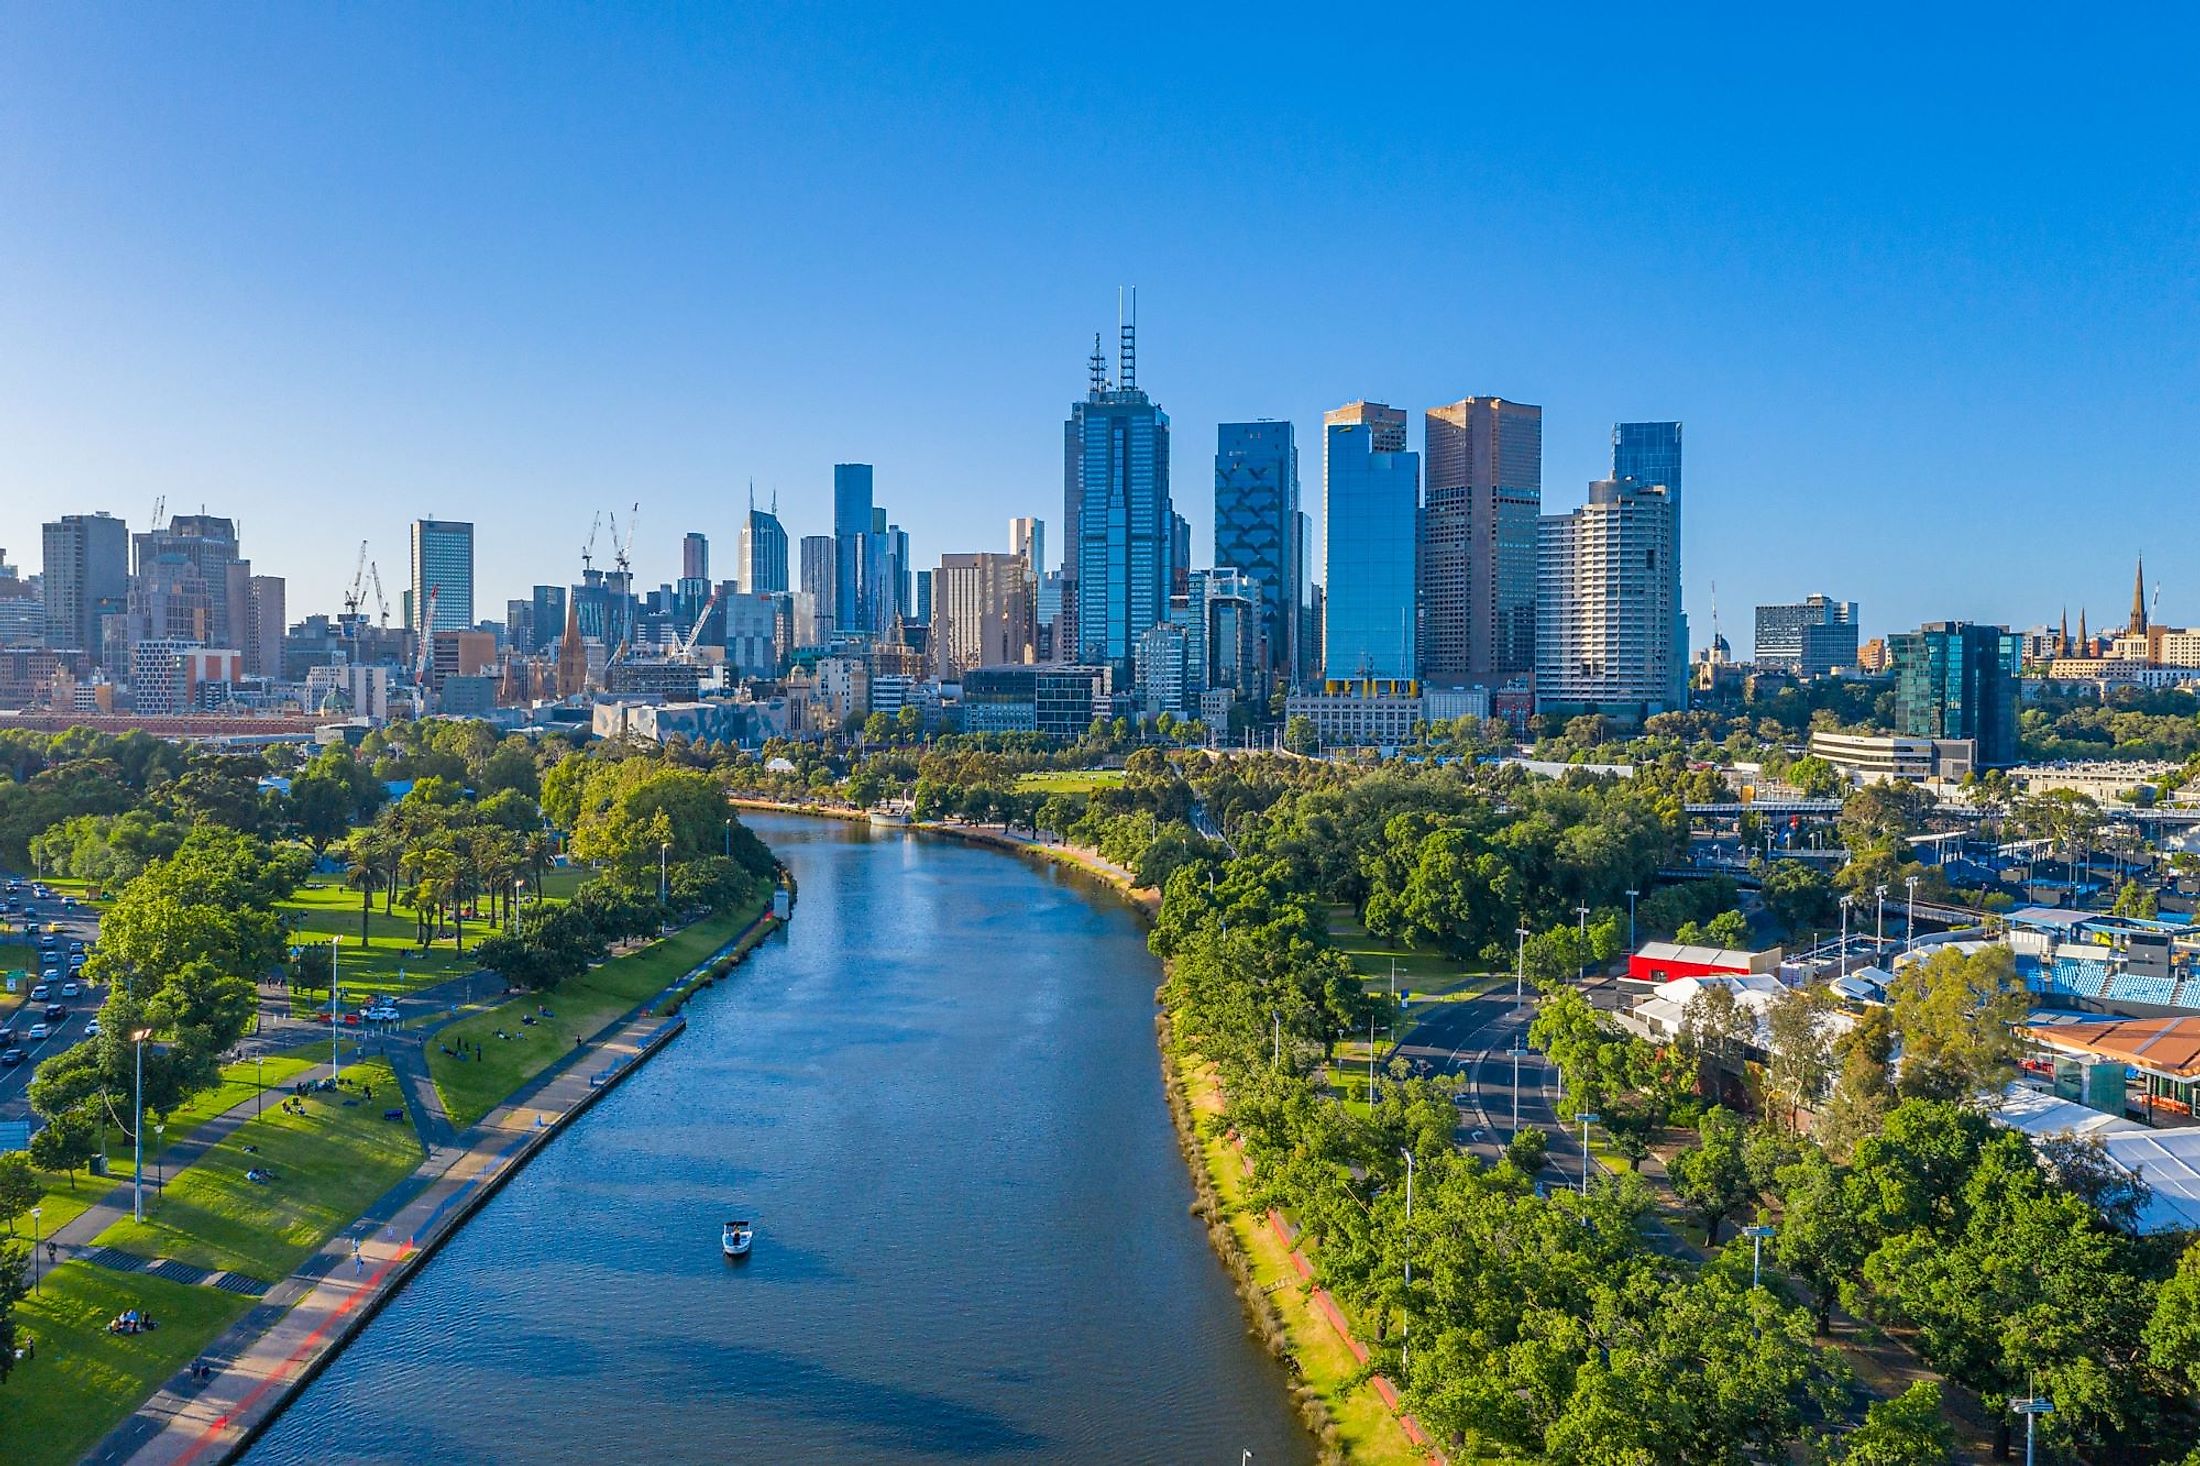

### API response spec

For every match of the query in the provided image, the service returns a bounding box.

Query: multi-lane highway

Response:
[0,876,106,1120]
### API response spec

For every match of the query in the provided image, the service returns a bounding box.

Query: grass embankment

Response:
[0,1264,250,1466]
[91,1058,422,1280]
[1012,769,1125,793]
[1171,1055,1455,1466]
[427,898,763,1128]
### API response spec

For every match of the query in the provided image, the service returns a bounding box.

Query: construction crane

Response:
[368,562,391,627]
[673,585,722,660]
[149,495,166,534]
[415,584,440,690]
[580,511,602,575]
[607,501,639,652]
[341,541,370,633]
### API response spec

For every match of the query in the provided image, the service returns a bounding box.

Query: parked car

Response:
[25,1023,49,1041]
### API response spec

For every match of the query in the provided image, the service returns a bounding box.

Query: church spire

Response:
[2132,554,2149,635]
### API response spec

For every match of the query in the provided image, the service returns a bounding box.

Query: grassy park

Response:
[1328,906,1485,1000]
[274,862,590,1002]
[1,1264,252,1466]
[91,1058,422,1281]
[1013,769,1125,794]
[428,898,763,1127]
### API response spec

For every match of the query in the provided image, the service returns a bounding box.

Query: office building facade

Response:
[798,535,836,630]
[1321,401,1418,689]
[1423,398,1542,685]
[1754,594,1860,676]
[409,518,475,633]
[1536,479,1680,720]
[1214,420,1301,686]
[1889,621,2022,768]
[833,464,873,633]
[1066,316,1174,678]
[738,504,789,595]
[41,512,129,655]
[1612,421,1686,700]
[933,552,1034,677]
[681,532,710,583]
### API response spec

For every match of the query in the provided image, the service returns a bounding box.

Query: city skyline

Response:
[4,10,2198,636]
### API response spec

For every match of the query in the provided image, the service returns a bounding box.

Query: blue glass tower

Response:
[1613,422,1685,699]
[1321,402,1418,689]
[1066,309,1173,677]
[1214,420,1301,686]
[833,464,873,633]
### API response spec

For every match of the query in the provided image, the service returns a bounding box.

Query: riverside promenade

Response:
[91,905,782,1466]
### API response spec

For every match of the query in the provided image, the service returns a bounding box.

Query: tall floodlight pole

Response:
[1578,1113,1600,1193]
[1875,883,1888,949]
[131,1026,153,1223]
[1398,1147,1415,1375]
[1905,874,1921,954]
[2015,1394,2053,1466]
[1625,890,1639,953]
[1515,926,1528,1002]
[1742,1223,1776,1288]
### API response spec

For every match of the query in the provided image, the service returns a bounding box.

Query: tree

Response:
[1503,1125,1548,1177]
[1765,984,1835,1126]
[0,1153,36,1237]
[1838,1381,1955,1465]
[1772,1145,1866,1334]
[27,1108,96,1186]
[1669,1104,1755,1244]
[0,1244,24,1385]
[1761,859,1836,936]
[1705,908,1750,948]
[1815,1006,1895,1162]
[1887,945,2026,1100]
[287,771,354,856]
[2148,1239,2200,1391]
[1283,715,1318,756]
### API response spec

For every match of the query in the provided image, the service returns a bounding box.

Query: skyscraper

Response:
[1010,518,1045,582]
[40,512,129,655]
[1536,479,1680,719]
[681,531,710,583]
[737,500,789,595]
[1066,301,1174,677]
[1214,420,1301,686]
[1613,421,1685,699]
[130,514,242,648]
[1424,397,1542,685]
[244,575,285,677]
[409,518,475,633]
[1754,595,1859,676]
[833,464,873,633]
[799,535,837,630]
[1890,622,2021,768]
[1321,401,1418,688]
[933,552,1034,676]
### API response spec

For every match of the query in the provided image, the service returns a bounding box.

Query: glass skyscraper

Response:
[1214,420,1301,687]
[1890,621,2021,768]
[1321,401,1418,688]
[1613,421,1685,700]
[738,503,789,594]
[1423,397,1541,685]
[1066,316,1173,678]
[408,518,474,633]
[833,464,873,633]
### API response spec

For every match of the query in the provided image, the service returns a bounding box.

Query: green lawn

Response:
[428,899,762,1129]
[0,1262,251,1466]
[90,1058,422,1281]
[1013,769,1126,793]
[1327,906,1485,998]
[277,883,484,998]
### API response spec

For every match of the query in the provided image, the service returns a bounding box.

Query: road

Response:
[0,874,107,1119]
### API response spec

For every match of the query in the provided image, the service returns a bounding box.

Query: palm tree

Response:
[523,829,554,898]
[343,852,378,947]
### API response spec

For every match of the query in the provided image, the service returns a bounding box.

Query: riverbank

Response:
[70,892,792,1466]
[730,798,1432,1463]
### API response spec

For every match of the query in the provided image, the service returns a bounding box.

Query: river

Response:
[244,813,1311,1465]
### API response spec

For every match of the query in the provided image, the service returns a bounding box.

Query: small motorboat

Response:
[722,1219,754,1259]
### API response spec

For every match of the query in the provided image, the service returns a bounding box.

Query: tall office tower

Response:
[244,575,285,677]
[887,523,911,627]
[1175,567,1263,706]
[130,513,242,648]
[1535,480,1679,720]
[1010,518,1045,583]
[1424,397,1542,685]
[737,499,789,594]
[1214,420,1301,685]
[409,518,475,633]
[681,531,710,583]
[41,512,129,654]
[1169,511,1191,596]
[1322,401,1418,688]
[1066,300,1174,677]
[1034,570,1063,661]
[1612,422,1685,697]
[933,552,1034,676]
[530,586,566,657]
[833,464,873,632]
[914,569,933,627]
[799,535,837,630]
[1754,594,1860,676]
[507,598,535,654]
[1297,509,1314,686]
[1890,622,2022,768]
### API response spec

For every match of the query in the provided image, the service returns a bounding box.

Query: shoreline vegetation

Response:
[732,796,1428,1464]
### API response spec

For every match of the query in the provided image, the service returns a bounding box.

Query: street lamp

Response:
[1624,890,1639,953]
[30,1204,42,1294]
[155,1122,165,1195]
[2015,1394,2053,1466]
[1875,883,1888,950]
[1514,926,1529,1003]
[256,1052,265,1119]
[1742,1223,1776,1288]
[1905,874,1921,954]
[1574,905,1590,981]
[1397,1147,1415,1376]
[724,817,733,860]
[330,935,343,1089]
[659,841,670,913]
[1577,1112,1600,1193]
[1838,894,1852,970]
[131,1025,154,1223]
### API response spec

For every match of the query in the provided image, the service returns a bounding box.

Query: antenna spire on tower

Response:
[1087,332,1107,395]
[1118,284,1137,391]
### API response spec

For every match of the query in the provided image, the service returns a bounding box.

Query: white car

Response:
[84,1019,101,1038]
[60,981,80,998]
[363,1005,401,1023]
[25,1023,50,1040]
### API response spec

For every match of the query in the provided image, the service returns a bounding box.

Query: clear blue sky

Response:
[3,6,2194,647]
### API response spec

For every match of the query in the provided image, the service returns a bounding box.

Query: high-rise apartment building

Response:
[1214,420,1302,687]
[1613,421,1686,700]
[1424,397,1542,685]
[244,575,285,677]
[1890,622,2021,768]
[41,512,129,654]
[799,535,837,630]
[1066,310,1174,677]
[681,531,710,583]
[1010,518,1045,583]
[833,464,873,633]
[738,502,789,595]
[1754,595,1859,676]
[1321,401,1418,689]
[409,518,475,633]
[933,552,1034,677]
[1535,479,1680,720]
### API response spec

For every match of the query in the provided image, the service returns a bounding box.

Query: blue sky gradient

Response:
[3,6,2194,645]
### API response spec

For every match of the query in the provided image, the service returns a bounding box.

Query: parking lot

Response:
[0,874,107,1118]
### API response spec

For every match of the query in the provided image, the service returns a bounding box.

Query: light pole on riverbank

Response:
[1578,1113,1599,1194]
[131,1025,153,1223]
[1905,874,1920,953]
[1514,926,1528,1003]
[1574,906,1589,981]
[1398,1146,1415,1376]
